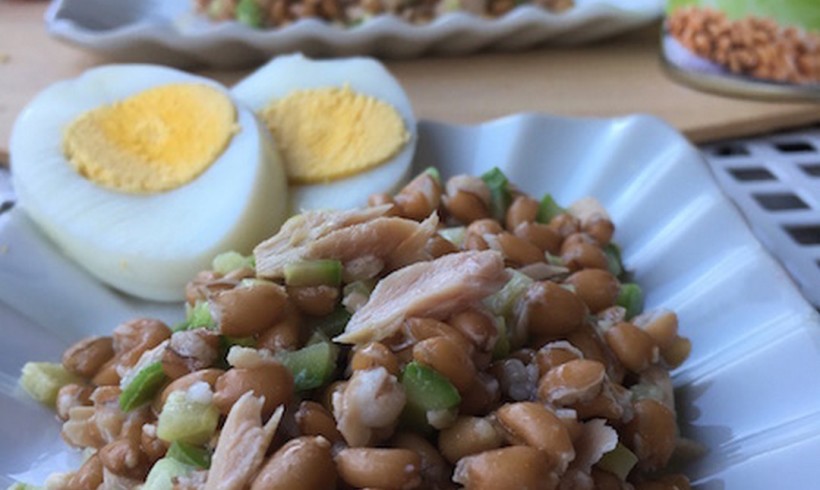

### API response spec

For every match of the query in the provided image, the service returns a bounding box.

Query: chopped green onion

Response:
[438,227,466,248]
[157,391,220,445]
[480,167,512,222]
[617,283,643,320]
[483,269,533,317]
[307,307,352,338]
[276,341,339,391]
[120,361,167,412]
[19,362,82,407]
[604,243,624,278]
[400,361,461,431]
[143,457,196,490]
[211,251,254,274]
[596,443,638,481]
[235,0,263,27]
[536,194,565,224]
[284,260,343,287]
[424,166,442,184]
[167,441,211,469]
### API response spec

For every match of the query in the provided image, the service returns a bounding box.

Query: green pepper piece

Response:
[284,260,343,287]
[617,283,643,320]
[167,441,212,469]
[480,167,512,222]
[119,361,167,412]
[235,0,264,27]
[276,341,339,391]
[536,194,565,223]
[596,443,638,481]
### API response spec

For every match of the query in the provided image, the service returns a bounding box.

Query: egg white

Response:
[231,54,417,212]
[10,64,288,302]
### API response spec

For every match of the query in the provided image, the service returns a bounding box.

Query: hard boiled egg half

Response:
[232,54,416,212]
[10,65,288,302]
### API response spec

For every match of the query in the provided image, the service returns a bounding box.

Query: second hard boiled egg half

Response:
[232,54,417,211]
[10,65,288,302]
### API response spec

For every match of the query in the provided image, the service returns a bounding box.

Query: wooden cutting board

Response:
[1,0,819,165]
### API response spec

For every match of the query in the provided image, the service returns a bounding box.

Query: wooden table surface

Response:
[1,0,819,165]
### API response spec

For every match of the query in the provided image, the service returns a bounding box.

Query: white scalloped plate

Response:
[45,0,662,66]
[3,114,820,487]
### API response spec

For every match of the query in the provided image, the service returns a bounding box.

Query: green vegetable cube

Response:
[19,362,82,407]
[157,391,219,445]
[143,457,196,490]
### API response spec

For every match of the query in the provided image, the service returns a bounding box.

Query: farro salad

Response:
[15,167,692,490]
[197,0,574,28]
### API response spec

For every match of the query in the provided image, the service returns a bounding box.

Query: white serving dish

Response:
[3,114,820,487]
[45,0,663,66]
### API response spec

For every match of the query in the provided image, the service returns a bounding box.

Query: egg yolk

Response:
[62,83,237,194]
[260,86,409,185]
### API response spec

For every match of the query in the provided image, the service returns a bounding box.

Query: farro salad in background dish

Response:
[15,166,693,489]
[196,0,574,28]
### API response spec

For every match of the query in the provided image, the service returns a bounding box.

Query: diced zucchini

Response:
[6,482,42,490]
[483,269,533,317]
[157,391,219,445]
[211,250,254,274]
[491,316,511,360]
[480,167,512,222]
[596,443,638,481]
[629,382,665,403]
[307,307,352,338]
[276,341,339,391]
[438,227,466,248]
[174,301,216,332]
[143,457,196,490]
[19,362,82,407]
[167,441,211,469]
[119,361,166,412]
[284,260,343,287]
[400,361,461,431]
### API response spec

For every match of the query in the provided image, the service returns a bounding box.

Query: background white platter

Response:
[45,0,663,66]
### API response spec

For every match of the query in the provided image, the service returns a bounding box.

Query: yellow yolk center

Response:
[63,83,237,194]
[260,86,409,185]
